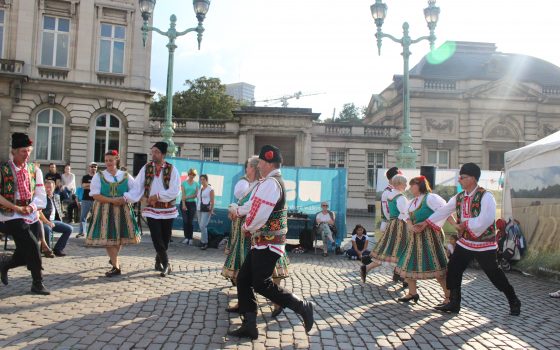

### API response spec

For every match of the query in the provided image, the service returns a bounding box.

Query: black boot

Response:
[154,254,163,272]
[227,312,258,340]
[506,291,521,316]
[435,288,461,313]
[160,264,172,277]
[31,280,51,295]
[0,261,9,286]
[291,298,315,333]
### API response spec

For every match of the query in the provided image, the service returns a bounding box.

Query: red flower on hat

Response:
[110,150,118,156]
[29,140,33,146]
[419,175,426,181]
[264,150,274,161]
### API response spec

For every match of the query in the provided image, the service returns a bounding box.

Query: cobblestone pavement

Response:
[1,233,559,350]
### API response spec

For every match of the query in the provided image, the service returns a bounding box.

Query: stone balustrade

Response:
[149,118,235,133]
[0,59,24,74]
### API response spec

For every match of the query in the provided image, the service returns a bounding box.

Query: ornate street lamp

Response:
[371,0,440,168]
[139,0,211,156]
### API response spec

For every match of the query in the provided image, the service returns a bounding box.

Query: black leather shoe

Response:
[154,262,163,272]
[160,265,171,277]
[105,267,121,277]
[31,281,51,295]
[227,312,258,340]
[509,298,521,316]
[297,300,315,333]
[226,305,240,313]
[0,263,8,286]
[397,294,420,303]
[435,288,461,314]
[271,306,284,318]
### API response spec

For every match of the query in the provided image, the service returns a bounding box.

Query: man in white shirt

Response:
[417,163,520,316]
[227,145,314,340]
[0,133,49,295]
[124,142,180,277]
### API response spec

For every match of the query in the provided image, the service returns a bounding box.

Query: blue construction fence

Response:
[166,157,348,245]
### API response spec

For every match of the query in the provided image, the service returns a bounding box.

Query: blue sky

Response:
[147,0,560,120]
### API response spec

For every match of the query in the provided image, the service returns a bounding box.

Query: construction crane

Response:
[253,91,324,108]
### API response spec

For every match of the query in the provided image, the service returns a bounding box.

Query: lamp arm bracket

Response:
[147,25,168,37]
[411,35,431,45]
[378,32,402,45]
[176,27,199,37]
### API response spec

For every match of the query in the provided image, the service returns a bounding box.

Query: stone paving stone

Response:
[1,234,559,350]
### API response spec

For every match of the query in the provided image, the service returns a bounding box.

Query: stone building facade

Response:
[0,0,152,173]
[364,41,560,171]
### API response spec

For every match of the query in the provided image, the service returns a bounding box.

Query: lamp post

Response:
[371,0,440,168]
[139,0,211,156]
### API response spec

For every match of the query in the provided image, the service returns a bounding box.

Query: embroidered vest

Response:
[409,194,434,225]
[388,193,403,219]
[0,162,37,215]
[144,162,173,199]
[455,187,495,243]
[253,174,288,246]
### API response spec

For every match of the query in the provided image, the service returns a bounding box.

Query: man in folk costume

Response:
[227,145,314,340]
[0,133,49,295]
[417,163,521,316]
[124,141,180,277]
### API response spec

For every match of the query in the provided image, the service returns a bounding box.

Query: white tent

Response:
[503,130,560,251]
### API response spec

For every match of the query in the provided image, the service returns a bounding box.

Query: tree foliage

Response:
[150,76,240,120]
[328,103,366,123]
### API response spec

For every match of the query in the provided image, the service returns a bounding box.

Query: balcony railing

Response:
[542,86,560,95]
[319,123,397,138]
[364,126,396,137]
[150,118,230,133]
[424,79,456,90]
[325,124,352,135]
[0,59,24,74]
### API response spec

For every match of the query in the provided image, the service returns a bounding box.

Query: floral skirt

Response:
[395,226,448,280]
[370,219,408,263]
[221,218,289,281]
[85,201,141,247]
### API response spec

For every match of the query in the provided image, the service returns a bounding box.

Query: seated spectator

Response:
[316,201,336,257]
[40,180,73,257]
[446,234,458,259]
[346,224,370,260]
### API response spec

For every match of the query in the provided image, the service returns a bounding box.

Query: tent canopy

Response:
[505,130,560,169]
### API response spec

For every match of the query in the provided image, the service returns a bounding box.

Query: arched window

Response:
[94,114,121,163]
[36,108,65,161]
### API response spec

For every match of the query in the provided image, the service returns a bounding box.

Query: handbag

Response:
[200,203,210,212]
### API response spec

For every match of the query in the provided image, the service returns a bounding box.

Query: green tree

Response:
[150,76,240,120]
[334,103,365,123]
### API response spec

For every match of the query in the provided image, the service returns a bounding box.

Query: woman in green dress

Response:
[360,174,409,282]
[85,150,140,277]
[396,176,452,305]
[222,156,289,317]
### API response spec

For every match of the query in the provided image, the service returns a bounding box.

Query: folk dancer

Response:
[227,145,314,340]
[222,156,289,318]
[124,142,180,277]
[0,133,49,295]
[85,150,141,277]
[419,163,521,315]
[396,176,452,305]
[360,174,409,283]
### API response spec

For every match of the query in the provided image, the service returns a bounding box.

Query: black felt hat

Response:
[460,162,481,181]
[258,144,282,163]
[152,141,168,154]
[386,167,400,180]
[11,133,32,149]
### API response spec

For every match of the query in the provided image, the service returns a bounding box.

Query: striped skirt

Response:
[395,226,448,280]
[85,201,141,247]
[370,218,408,263]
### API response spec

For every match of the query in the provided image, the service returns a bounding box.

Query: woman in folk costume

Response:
[85,150,140,277]
[360,174,409,283]
[395,176,452,304]
[222,156,289,317]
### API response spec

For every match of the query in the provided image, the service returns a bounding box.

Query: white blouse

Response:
[61,173,76,192]
[90,170,134,196]
[387,190,409,222]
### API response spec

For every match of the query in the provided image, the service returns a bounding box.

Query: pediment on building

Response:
[464,79,545,101]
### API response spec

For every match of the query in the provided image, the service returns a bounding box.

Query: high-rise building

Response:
[225,82,255,104]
